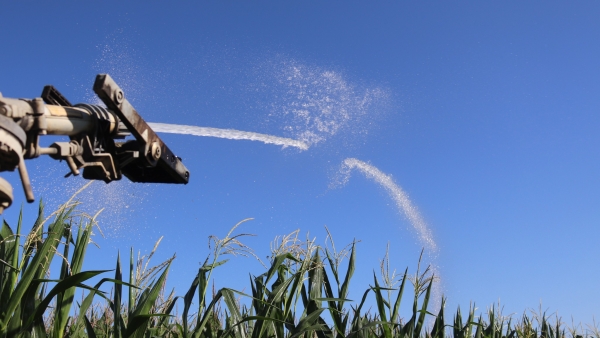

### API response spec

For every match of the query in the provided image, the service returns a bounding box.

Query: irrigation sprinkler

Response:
[0,74,190,213]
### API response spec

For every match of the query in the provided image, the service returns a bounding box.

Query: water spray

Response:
[340,158,438,253]
[339,158,442,305]
[0,74,190,213]
[148,123,309,150]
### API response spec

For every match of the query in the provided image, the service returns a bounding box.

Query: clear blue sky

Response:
[2,1,600,325]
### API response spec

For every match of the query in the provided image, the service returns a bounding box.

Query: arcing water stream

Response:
[148,123,310,150]
[340,158,438,254]
[337,158,441,305]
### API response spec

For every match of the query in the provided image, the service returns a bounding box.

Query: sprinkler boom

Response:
[0,74,190,213]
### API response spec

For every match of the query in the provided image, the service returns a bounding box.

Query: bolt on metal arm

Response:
[93,74,189,184]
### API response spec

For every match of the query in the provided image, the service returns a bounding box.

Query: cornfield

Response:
[0,194,597,338]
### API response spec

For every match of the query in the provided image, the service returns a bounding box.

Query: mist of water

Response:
[148,122,309,150]
[249,58,390,147]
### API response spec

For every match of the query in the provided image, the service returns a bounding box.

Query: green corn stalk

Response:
[0,212,21,319]
[114,252,124,338]
[250,255,295,338]
[453,303,477,338]
[52,216,95,338]
[371,272,393,338]
[429,297,445,338]
[1,206,71,336]
[125,261,171,337]
[322,241,355,337]
[153,290,180,336]
[19,202,44,278]
[129,247,135,318]
[70,276,136,337]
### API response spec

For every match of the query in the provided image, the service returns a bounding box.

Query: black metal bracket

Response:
[93,74,189,184]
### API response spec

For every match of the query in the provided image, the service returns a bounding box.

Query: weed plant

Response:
[0,193,597,338]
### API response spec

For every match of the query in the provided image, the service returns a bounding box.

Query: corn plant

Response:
[0,197,105,337]
[0,190,596,338]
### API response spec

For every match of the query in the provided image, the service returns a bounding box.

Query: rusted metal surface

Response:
[93,74,189,184]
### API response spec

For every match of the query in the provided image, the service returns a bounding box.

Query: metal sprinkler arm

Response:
[93,74,190,184]
[0,74,190,213]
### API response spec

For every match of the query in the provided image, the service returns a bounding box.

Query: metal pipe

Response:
[44,105,118,136]
[39,147,58,155]
[17,156,34,203]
